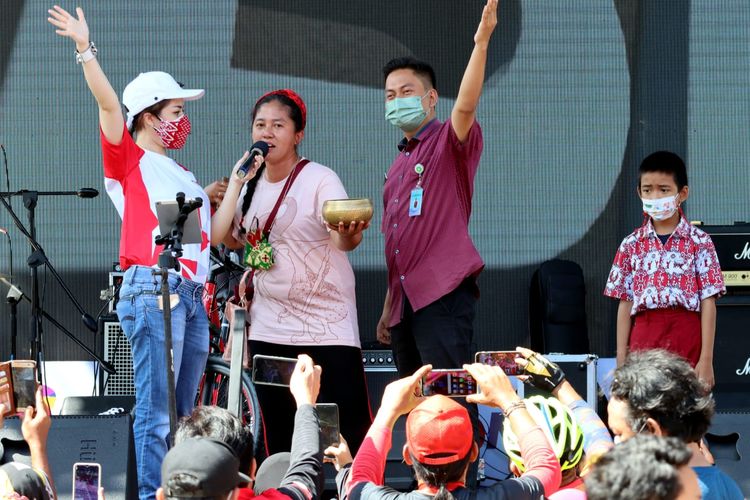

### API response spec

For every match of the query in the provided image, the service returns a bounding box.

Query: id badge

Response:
[409,187,423,217]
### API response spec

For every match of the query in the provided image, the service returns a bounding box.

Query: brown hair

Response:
[128,99,171,136]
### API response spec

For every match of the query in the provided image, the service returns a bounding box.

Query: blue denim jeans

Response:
[116,266,209,500]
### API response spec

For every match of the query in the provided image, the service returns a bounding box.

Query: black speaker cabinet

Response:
[705,411,750,496]
[714,296,750,411]
[362,356,414,490]
[0,414,137,500]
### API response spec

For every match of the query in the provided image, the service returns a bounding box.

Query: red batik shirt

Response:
[604,215,725,315]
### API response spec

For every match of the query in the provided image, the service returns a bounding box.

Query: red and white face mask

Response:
[154,113,191,149]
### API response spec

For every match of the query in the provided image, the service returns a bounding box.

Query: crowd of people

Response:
[2,348,742,500]
[15,0,741,499]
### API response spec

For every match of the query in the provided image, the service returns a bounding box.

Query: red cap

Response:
[254,89,307,130]
[406,395,473,465]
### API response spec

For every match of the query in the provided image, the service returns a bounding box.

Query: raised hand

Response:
[464,363,519,410]
[22,386,51,452]
[323,434,353,471]
[474,0,498,47]
[47,5,90,51]
[289,354,322,407]
[376,364,431,428]
[515,347,566,392]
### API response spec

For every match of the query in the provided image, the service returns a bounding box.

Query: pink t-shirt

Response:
[233,161,360,348]
[101,126,211,284]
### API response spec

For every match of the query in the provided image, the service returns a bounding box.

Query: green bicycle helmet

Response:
[502,395,584,472]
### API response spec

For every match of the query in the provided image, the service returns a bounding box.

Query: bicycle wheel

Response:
[196,355,265,457]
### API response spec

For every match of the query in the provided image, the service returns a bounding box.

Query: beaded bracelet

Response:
[502,400,526,418]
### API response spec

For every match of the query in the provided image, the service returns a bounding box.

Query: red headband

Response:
[254,89,307,130]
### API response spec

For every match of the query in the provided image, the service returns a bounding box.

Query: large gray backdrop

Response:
[0,1,748,362]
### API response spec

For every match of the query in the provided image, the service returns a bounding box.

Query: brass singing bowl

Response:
[322,198,374,226]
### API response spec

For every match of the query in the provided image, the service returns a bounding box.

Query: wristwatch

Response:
[75,42,97,64]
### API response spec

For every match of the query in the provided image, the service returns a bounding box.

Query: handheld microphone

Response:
[76,188,99,198]
[236,141,270,179]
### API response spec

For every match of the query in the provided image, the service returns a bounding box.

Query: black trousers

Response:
[388,279,480,487]
[249,341,372,457]
[389,278,478,376]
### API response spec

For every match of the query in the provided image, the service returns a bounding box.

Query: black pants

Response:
[389,278,478,376]
[389,279,480,487]
[249,341,372,457]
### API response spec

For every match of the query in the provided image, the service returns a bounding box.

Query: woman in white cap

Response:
[48,6,220,500]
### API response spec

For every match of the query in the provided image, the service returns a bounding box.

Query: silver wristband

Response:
[75,42,97,64]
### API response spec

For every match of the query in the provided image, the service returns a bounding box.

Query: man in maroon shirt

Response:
[376,0,498,378]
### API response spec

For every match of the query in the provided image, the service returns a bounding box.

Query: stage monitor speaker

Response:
[100,316,136,396]
[60,396,135,416]
[714,298,750,411]
[705,411,750,496]
[0,414,137,500]
[518,354,598,412]
[361,351,414,490]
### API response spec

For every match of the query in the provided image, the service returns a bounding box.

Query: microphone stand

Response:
[1,228,16,359]
[0,189,108,381]
[5,278,21,360]
[153,192,203,444]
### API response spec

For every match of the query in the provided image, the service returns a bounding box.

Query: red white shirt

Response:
[101,126,211,284]
[604,216,725,315]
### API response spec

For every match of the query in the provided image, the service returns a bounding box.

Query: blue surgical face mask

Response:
[385,92,430,132]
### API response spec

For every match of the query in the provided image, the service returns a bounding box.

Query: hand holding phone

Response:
[420,369,477,398]
[323,434,352,472]
[21,386,51,451]
[72,463,101,500]
[463,363,519,409]
[289,355,322,407]
[474,351,522,376]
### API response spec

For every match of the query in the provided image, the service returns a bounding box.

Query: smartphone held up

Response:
[316,403,340,450]
[72,462,101,500]
[251,355,297,387]
[420,369,477,398]
[0,360,39,415]
[474,351,522,376]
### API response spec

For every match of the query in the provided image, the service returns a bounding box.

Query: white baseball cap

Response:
[122,71,204,129]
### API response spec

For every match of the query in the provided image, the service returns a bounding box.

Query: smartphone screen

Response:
[72,463,101,500]
[421,370,477,397]
[475,351,521,376]
[251,355,297,387]
[11,362,37,409]
[316,403,340,449]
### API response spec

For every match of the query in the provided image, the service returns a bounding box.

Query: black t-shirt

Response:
[657,233,671,245]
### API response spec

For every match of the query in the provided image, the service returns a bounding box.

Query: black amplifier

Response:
[700,223,750,288]
[361,349,396,371]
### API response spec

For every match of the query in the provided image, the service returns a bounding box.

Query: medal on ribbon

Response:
[243,218,274,270]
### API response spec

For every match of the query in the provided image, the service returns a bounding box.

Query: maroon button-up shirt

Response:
[382,118,485,327]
